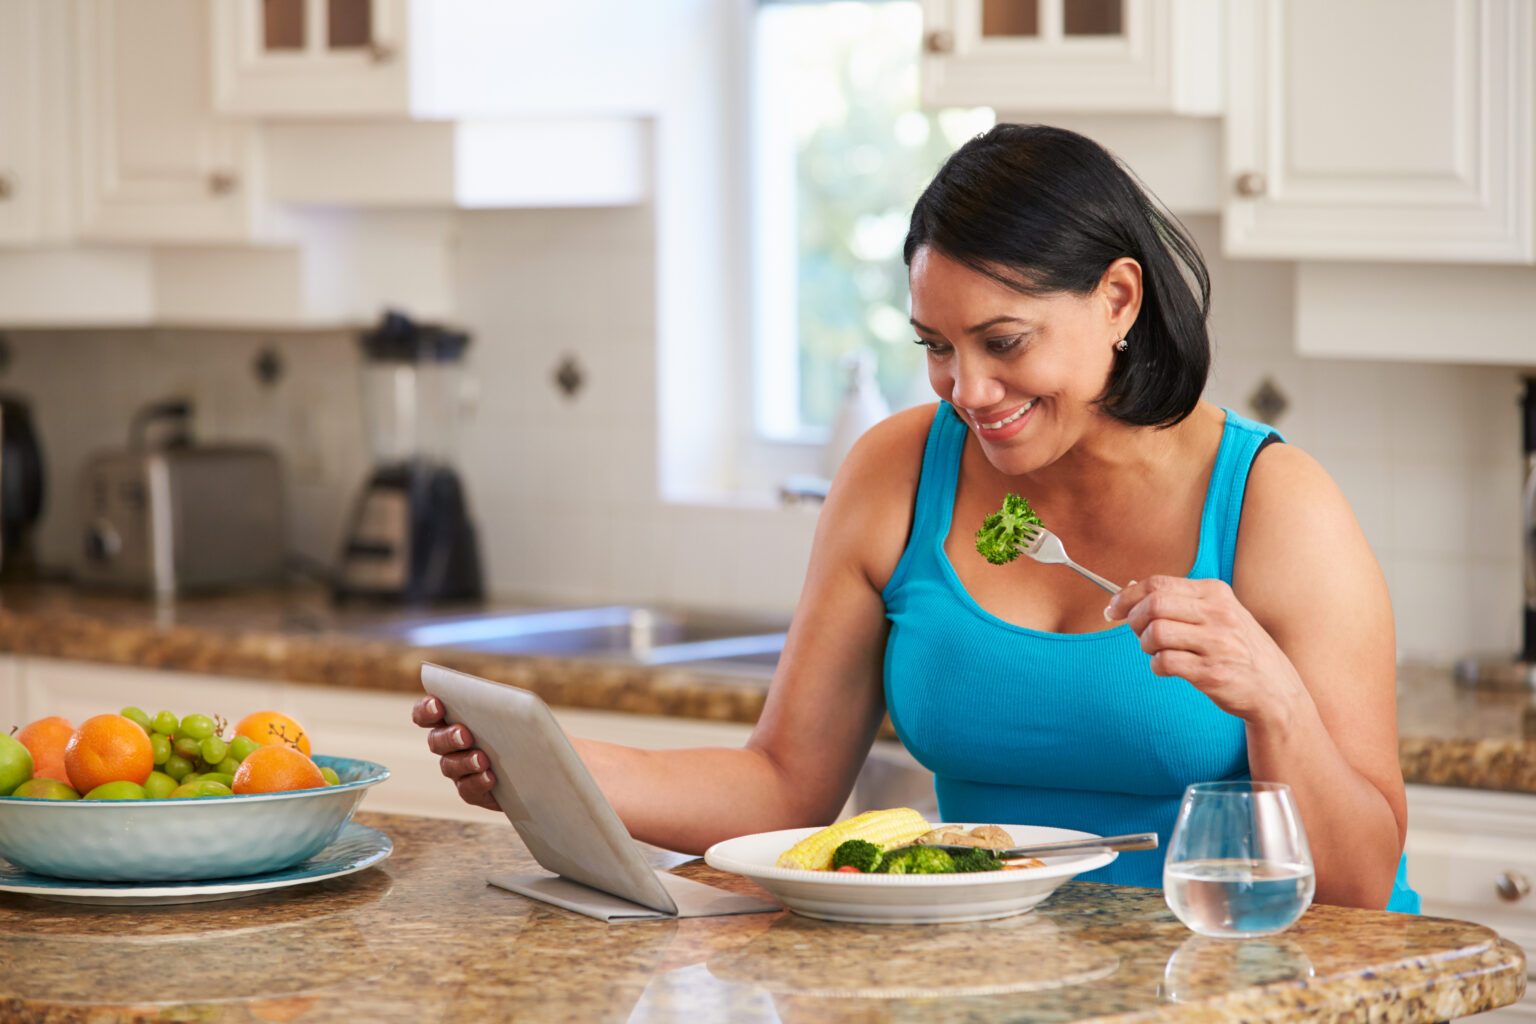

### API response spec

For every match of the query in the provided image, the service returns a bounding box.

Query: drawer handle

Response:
[1496,871,1531,902]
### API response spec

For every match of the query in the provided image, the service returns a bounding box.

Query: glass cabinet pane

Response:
[327,0,372,49]
[1063,0,1123,35]
[262,0,305,50]
[981,0,1039,37]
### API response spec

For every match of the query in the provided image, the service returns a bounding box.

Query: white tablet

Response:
[420,662,680,915]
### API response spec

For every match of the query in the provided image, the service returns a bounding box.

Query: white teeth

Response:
[978,400,1034,430]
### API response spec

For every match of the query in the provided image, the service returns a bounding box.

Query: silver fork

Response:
[1020,527,1122,593]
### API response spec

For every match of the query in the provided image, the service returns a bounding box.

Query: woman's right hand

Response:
[411,695,501,812]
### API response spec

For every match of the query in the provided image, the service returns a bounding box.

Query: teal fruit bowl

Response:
[0,754,388,883]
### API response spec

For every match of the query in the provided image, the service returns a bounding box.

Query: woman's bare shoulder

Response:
[818,403,941,585]
[1234,437,1390,638]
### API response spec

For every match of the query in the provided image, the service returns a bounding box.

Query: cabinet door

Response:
[75,0,255,243]
[0,0,72,245]
[920,0,1221,114]
[1224,0,1534,263]
[210,0,410,116]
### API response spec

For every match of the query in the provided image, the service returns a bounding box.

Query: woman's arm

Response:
[419,406,935,856]
[1107,443,1404,909]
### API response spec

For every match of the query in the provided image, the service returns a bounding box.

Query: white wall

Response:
[1,210,1522,665]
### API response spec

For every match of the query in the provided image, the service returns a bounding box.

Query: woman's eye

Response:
[913,337,949,354]
[987,334,1026,354]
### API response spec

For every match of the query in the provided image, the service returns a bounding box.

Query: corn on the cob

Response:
[775,807,933,871]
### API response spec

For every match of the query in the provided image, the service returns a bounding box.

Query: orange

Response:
[231,744,325,794]
[63,714,154,794]
[234,711,311,756]
[16,715,74,783]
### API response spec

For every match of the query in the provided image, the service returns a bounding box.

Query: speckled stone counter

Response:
[3,584,1536,794]
[0,811,1524,1024]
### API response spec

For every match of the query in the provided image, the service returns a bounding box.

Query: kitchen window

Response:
[749,0,994,444]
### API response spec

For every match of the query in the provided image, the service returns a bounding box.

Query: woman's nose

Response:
[948,356,1004,409]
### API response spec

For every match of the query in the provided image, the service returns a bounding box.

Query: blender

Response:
[334,311,484,604]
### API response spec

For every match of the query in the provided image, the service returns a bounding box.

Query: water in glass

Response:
[1164,782,1314,938]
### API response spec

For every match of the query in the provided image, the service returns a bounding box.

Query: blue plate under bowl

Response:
[0,754,389,883]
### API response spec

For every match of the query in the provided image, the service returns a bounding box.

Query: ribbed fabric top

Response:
[881,402,1419,912]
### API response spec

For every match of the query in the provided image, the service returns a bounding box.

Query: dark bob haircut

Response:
[903,123,1210,427]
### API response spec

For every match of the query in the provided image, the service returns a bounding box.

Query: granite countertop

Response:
[0,811,1524,1024]
[2,584,1535,794]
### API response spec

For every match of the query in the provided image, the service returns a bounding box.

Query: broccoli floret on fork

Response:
[973,492,1043,565]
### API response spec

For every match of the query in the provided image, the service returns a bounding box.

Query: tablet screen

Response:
[419,662,679,915]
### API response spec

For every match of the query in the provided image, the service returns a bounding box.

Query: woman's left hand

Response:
[1104,575,1303,723]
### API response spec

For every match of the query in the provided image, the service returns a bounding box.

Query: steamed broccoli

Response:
[877,846,956,874]
[949,847,1003,872]
[831,839,884,873]
[974,493,1043,565]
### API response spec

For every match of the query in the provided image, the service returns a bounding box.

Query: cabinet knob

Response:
[368,41,396,64]
[0,174,11,200]
[924,28,955,53]
[208,171,238,196]
[1234,171,1267,198]
[1496,871,1531,902]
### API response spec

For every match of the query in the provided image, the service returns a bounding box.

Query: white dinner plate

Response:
[0,822,392,906]
[704,823,1116,924]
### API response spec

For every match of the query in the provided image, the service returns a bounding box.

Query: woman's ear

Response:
[1100,257,1143,337]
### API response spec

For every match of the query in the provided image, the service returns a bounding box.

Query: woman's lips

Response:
[972,399,1036,439]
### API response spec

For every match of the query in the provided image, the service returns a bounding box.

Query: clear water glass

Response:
[1164,781,1315,938]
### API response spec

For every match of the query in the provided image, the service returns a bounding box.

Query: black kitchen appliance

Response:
[334,311,483,605]
[0,392,44,580]
[1455,375,1536,689]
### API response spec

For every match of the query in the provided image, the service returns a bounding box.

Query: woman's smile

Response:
[970,398,1037,440]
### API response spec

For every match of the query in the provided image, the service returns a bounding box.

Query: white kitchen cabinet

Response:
[0,1,74,245]
[74,0,257,243]
[211,0,411,118]
[1223,0,1534,264]
[1405,784,1536,1023]
[919,0,1222,115]
[211,0,674,119]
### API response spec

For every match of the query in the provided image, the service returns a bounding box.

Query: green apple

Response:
[11,777,78,800]
[83,780,147,800]
[0,733,34,796]
[168,779,232,799]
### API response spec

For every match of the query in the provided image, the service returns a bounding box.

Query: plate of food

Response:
[703,808,1119,924]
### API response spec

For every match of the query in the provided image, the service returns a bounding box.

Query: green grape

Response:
[319,766,340,786]
[150,733,172,765]
[213,756,240,775]
[142,770,178,799]
[173,736,201,761]
[120,706,151,731]
[181,772,200,785]
[229,736,260,762]
[199,736,227,765]
[179,714,216,741]
[198,772,234,788]
[163,754,194,781]
[84,781,147,800]
[152,710,179,735]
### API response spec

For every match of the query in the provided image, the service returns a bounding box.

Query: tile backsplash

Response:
[1,211,1524,665]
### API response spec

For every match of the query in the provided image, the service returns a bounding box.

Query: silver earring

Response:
[1115,337,1129,352]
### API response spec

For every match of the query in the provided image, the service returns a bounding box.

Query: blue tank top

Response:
[882,402,1419,913]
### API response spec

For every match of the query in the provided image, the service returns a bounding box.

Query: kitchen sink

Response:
[360,605,789,676]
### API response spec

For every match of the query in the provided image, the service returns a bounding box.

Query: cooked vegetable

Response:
[877,846,956,874]
[775,807,933,871]
[974,492,1043,565]
[949,847,1003,872]
[830,838,884,873]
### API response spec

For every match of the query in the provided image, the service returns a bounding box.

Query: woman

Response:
[414,124,1416,912]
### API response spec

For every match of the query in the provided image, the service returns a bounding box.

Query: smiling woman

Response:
[416,122,1418,919]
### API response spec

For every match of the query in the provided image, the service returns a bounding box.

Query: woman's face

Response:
[908,245,1138,475]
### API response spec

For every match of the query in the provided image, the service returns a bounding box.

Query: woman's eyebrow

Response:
[909,315,1031,335]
